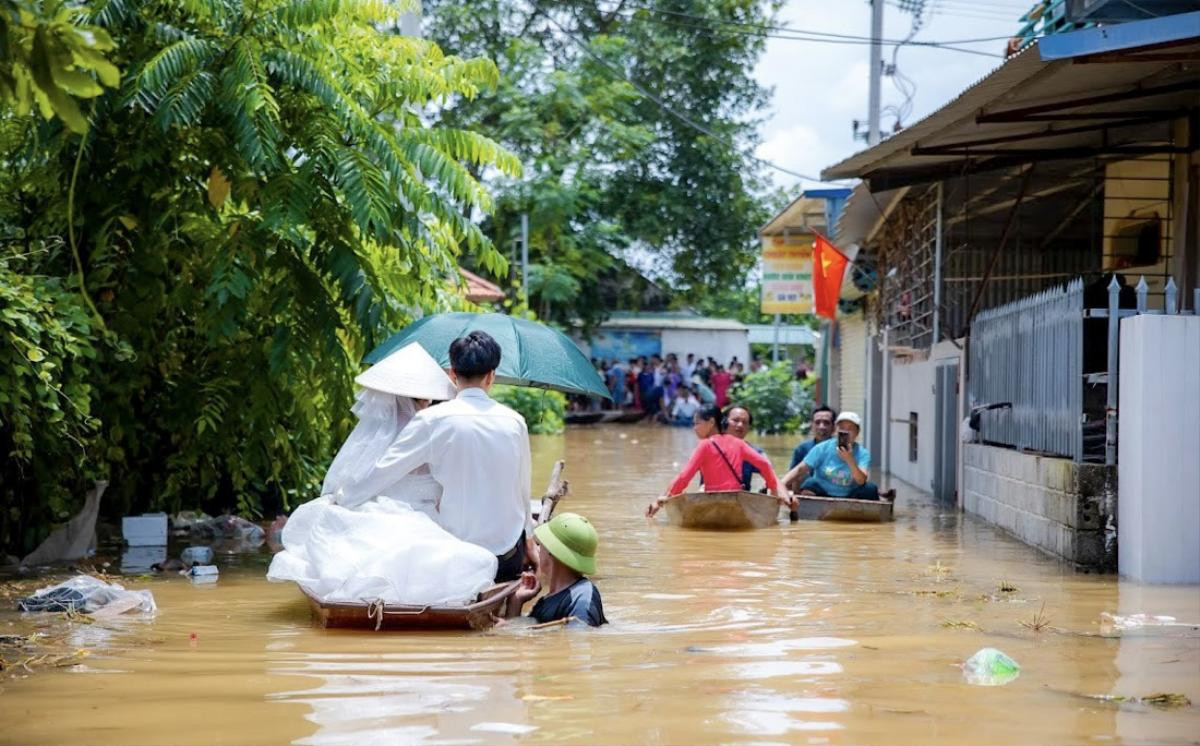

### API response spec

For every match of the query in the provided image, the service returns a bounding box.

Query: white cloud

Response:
[755,1,1022,189]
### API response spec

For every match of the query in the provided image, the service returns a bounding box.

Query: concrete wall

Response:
[884,341,963,491]
[837,313,867,416]
[1118,314,1200,583]
[661,329,749,368]
[963,443,1117,569]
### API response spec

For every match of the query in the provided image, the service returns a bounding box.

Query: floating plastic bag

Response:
[170,510,213,534]
[17,575,156,615]
[186,514,265,553]
[962,647,1020,686]
[1099,613,1200,638]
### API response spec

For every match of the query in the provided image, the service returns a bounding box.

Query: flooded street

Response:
[2,425,1198,745]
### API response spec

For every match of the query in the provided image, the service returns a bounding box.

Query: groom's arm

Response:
[335,416,434,508]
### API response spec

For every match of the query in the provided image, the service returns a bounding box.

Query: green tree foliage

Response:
[0,1,120,133]
[425,0,780,326]
[729,362,812,435]
[491,384,566,435]
[1,0,517,555]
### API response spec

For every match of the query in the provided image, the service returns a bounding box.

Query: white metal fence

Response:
[969,275,1200,464]
[968,279,1085,461]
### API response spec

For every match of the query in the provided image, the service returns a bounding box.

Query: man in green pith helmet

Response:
[503,512,607,628]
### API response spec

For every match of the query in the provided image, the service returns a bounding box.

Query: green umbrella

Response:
[365,312,610,399]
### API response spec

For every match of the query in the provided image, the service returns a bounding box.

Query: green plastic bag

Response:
[963,647,1020,686]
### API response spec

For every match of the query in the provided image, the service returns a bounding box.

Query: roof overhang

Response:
[821,14,1200,191]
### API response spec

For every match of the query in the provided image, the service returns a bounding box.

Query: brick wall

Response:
[962,443,1116,570]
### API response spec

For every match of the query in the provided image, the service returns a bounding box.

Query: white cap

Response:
[355,343,458,401]
[836,411,863,430]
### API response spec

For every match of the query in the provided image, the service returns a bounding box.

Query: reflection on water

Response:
[1,425,1198,745]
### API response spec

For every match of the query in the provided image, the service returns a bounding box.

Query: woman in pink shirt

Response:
[710,365,733,408]
[646,406,792,517]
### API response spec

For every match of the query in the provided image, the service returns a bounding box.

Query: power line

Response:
[537,9,838,184]
[558,0,1018,46]
[563,2,1003,58]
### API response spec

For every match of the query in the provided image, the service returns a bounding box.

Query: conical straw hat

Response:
[355,343,458,400]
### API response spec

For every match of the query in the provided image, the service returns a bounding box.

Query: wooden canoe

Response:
[663,490,781,530]
[792,494,894,523]
[303,581,520,632]
[301,460,571,632]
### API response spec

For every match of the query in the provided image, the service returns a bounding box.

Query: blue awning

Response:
[1040,10,1200,60]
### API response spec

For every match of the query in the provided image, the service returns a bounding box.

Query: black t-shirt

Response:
[529,578,607,627]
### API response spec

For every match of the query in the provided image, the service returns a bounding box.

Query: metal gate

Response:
[933,360,959,505]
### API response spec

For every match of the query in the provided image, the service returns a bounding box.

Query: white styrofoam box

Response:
[120,545,166,574]
[122,513,168,546]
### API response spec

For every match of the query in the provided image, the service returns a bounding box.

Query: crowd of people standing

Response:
[585,352,767,422]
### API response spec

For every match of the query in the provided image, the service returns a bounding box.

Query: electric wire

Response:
[536,8,841,184]
[574,0,1023,45]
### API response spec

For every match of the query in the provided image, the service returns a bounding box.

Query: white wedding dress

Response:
[267,392,497,606]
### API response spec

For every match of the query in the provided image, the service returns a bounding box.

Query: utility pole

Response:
[867,0,884,146]
[520,212,530,306]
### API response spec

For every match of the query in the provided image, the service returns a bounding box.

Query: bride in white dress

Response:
[267,344,498,606]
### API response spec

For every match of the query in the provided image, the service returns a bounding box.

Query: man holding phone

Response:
[780,412,891,501]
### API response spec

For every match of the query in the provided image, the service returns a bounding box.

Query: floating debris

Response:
[941,619,981,631]
[997,580,1020,594]
[962,647,1020,686]
[1099,612,1200,637]
[1018,601,1053,633]
[1080,692,1193,710]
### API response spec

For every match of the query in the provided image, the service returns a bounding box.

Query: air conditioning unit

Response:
[1067,0,1200,22]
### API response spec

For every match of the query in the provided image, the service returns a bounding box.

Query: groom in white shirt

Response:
[343,331,533,581]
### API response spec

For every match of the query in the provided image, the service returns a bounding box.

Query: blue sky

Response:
[754,0,1034,189]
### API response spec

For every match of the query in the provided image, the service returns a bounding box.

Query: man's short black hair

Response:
[813,405,835,418]
[449,330,501,378]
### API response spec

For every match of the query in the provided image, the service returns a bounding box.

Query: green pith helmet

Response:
[533,512,598,575]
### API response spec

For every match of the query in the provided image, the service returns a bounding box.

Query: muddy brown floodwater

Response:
[1,425,1198,745]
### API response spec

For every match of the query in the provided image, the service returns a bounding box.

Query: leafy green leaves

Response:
[1,1,121,132]
[0,0,518,554]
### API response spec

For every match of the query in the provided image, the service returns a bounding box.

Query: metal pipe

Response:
[1105,275,1120,467]
[933,180,944,345]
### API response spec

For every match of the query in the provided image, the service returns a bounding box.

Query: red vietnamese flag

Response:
[812,231,849,320]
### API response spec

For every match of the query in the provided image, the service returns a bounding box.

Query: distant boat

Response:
[662,490,780,530]
[565,411,606,425]
[600,409,645,423]
[792,494,894,523]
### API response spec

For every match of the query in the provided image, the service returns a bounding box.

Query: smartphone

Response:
[837,430,850,450]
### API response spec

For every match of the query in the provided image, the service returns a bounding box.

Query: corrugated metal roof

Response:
[821,26,1200,188]
[746,324,819,346]
[599,313,748,332]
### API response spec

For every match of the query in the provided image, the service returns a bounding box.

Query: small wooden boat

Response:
[663,490,780,530]
[301,461,571,632]
[303,581,520,631]
[792,494,894,523]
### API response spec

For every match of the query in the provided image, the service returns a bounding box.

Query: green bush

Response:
[491,385,566,435]
[728,362,813,435]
